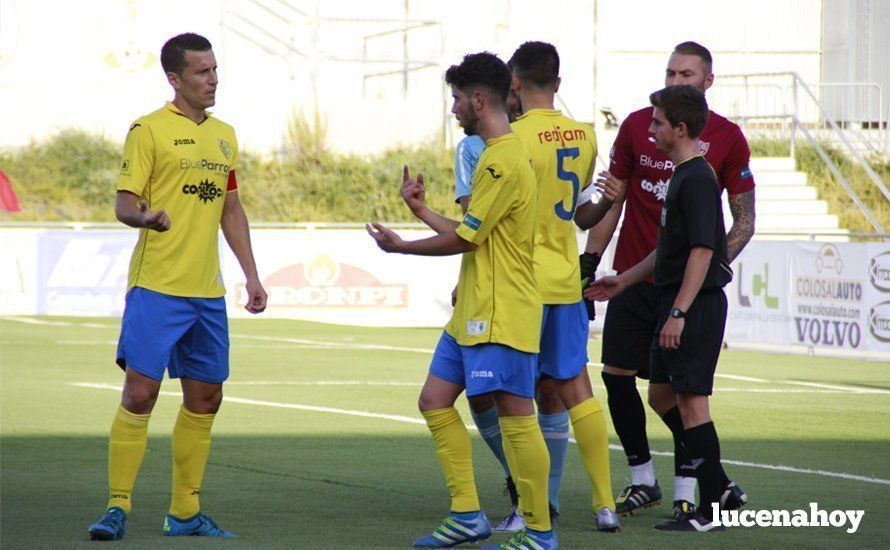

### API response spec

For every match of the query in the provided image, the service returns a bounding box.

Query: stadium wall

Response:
[2,227,888,361]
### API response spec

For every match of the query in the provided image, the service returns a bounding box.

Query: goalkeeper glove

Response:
[580,252,602,321]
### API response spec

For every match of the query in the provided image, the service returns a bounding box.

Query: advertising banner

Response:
[725,242,793,346]
[221,229,461,327]
[35,231,136,316]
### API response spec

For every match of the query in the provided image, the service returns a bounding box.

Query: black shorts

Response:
[649,289,728,395]
[601,281,658,378]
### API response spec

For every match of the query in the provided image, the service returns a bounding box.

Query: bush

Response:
[1,130,460,223]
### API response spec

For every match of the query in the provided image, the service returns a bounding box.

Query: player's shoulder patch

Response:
[462,213,482,231]
[740,166,753,180]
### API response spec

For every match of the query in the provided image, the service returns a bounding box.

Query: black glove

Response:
[580,252,602,321]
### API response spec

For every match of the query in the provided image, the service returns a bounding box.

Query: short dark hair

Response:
[161,33,212,75]
[508,41,559,88]
[673,41,712,74]
[649,85,709,138]
[445,52,511,104]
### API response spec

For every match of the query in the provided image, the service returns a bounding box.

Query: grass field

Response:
[1,316,888,549]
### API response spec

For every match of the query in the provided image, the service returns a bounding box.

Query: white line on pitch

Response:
[70,382,890,486]
[715,373,770,383]
[231,334,434,354]
[227,381,421,386]
[786,380,889,394]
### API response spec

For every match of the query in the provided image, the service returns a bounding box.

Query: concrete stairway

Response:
[723,157,847,241]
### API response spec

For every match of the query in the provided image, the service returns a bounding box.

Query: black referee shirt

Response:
[654,154,732,291]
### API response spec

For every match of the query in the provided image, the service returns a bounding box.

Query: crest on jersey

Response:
[218,138,233,160]
[699,141,710,155]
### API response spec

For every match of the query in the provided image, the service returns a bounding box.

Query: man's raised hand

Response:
[366,222,404,253]
[400,165,426,216]
[583,275,626,302]
[595,171,627,204]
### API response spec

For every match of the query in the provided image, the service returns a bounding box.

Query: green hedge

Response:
[2,130,888,236]
[0,129,461,223]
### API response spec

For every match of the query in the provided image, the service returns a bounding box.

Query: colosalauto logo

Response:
[182,180,223,203]
[711,503,863,533]
[869,301,890,342]
[641,178,669,201]
[248,254,407,308]
[870,251,890,291]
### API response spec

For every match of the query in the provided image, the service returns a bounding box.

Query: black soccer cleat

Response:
[654,513,725,532]
[720,482,748,511]
[615,481,662,516]
[672,499,697,521]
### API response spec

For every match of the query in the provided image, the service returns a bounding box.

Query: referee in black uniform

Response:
[586,84,734,532]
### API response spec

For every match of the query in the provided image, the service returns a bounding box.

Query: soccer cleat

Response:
[413,511,491,548]
[654,513,725,532]
[492,508,525,532]
[672,499,697,521]
[720,482,748,511]
[163,512,237,538]
[595,507,621,532]
[483,528,558,550]
[88,506,127,541]
[615,481,662,516]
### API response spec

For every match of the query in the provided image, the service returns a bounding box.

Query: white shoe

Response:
[492,508,525,532]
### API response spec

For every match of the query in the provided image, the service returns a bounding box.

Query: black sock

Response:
[661,406,695,478]
[684,422,722,521]
[601,372,651,466]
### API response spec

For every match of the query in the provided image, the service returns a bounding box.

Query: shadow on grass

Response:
[1,434,885,549]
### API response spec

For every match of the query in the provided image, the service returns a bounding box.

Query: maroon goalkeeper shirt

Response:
[609,106,755,274]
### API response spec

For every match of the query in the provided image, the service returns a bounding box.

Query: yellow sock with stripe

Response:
[107,405,151,514]
[169,405,215,519]
[568,397,616,512]
[422,408,480,512]
[499,415,551,532]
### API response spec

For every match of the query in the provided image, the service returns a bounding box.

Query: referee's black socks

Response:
[660,406,695,477]
[684,421,723,521]
[601,372,650,466]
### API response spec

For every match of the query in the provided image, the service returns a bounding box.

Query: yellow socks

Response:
[422,408,479,512]
[568,397,616,512]
[499,415,551,532]
[169,405,215,519]
[107,405,151,514]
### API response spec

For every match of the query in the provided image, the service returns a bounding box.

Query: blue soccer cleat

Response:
[163,512,237,538]
[484,528,558,549]
[88,506,127,541]
[413,511,491,548]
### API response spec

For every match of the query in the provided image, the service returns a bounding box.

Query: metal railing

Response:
[710,72,889,234]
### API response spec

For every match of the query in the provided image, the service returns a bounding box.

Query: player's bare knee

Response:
[676,394,710,428]
[535,383,565,414]
[121,384,159,414]
[647,383,674,415]
[602,364,637,376]
[467,394,495,414]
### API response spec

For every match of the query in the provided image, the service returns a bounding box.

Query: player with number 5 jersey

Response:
[508,41,626,534]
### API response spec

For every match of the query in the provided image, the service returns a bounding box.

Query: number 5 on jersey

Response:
[555,147,580,220]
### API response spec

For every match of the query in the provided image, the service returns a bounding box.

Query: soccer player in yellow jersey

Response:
[508,41,624,532]
[88,33,267,541]
[368,53,557,550]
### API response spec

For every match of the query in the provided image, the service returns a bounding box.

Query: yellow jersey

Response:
[447,133,542,353]
[510,109,597,304]
[117,103,238,298]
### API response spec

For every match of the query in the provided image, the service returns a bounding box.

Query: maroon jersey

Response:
[610,106,755,274]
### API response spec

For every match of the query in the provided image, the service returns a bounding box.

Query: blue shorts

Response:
[116,287,229,383]
[428,332,538,398]
[539,301,590,380]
